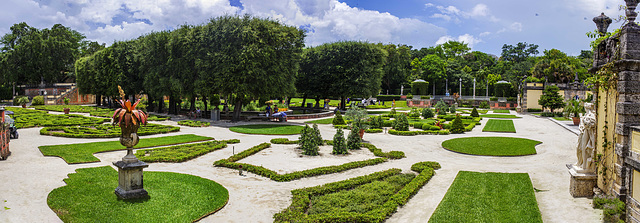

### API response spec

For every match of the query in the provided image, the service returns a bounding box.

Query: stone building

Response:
[588,4,640,222]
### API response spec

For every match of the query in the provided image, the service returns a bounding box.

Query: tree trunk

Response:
[147,96,155,112]
[302,94,307,107]
[96,95,102,106]
[315,96,320,108]
[190,96,196,111]
[286,97,292,108]
[203,95,208,114]
[157,97,164,113]
[168,96,176,115]
[232,99,243,122]
[341,96,346,110]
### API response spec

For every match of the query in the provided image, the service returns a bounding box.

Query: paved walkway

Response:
[0,108,601,222]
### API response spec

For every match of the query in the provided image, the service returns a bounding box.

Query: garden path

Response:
[0,108,601,222]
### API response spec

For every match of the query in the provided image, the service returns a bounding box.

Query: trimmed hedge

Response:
[215,140,404,181]
[411,161,442,172]
[40,123,180,138]
[274,162,439,223]
[388,129,450,136]
[376,95,403,101]
[177,120,211,127]
[7,107,109,128]
[135,139,239,162]
[365,129,383,133]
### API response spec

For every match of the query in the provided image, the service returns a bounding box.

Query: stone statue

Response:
[575,102,596,172]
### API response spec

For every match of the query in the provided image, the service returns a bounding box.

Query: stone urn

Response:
[572,116,580,126]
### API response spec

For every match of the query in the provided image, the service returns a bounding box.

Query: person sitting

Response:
[266,104,272,117]
[272,110,287,122]
[195,107,201,118]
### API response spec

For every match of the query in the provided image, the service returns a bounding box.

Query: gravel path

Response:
[0,109,601,222]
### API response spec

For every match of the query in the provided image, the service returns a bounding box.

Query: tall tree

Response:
[501,42,539,63]
[411,54,446,95]
[380,44,412,94]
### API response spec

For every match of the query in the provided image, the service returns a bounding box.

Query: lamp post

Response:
[473,78,476,99]
[445,79,448,96]
[459,78,462,98]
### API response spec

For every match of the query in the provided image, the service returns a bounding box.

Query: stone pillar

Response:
[113,160,149,199]
[568,166,597,197]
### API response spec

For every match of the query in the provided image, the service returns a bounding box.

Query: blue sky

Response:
[0,0,625,56]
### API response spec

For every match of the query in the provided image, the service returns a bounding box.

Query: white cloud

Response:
[497,22,523,33]
[436,34,482,48]
[479,31,491,37]
[427,3,498,23]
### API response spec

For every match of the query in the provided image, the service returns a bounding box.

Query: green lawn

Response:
[481,114,521,119]
[40,123,180,138]
[482,119,516,133]
[229,124,304,135]
[33,105,111,113]
[492,109,510,113]
[136,139,239,163]
[553,117,571,121]
[48,166,228,222]
[39,134,213,164]
[305,118,334,124]
[429,171,542,223]
[441,137,540,156]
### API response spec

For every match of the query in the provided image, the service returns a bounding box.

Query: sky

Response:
[0,0,627,56]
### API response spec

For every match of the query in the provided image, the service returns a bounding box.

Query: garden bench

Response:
[245,114,270,121]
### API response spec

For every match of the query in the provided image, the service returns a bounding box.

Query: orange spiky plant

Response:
[113,86,148,127]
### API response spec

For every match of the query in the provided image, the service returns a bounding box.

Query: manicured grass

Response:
[305,118,334,124]
[136,139,239,163]
[177,120,211,127]
[40,123,180,138]
[492,109,510,113]
[481,114,521,119]
[229,124,304,135]
[553,117,571,121]
[33,105,111,113]
[39,134,213,164]
[482,119,516,133]
[441,137,541,156]
[429,171,542,223]
[48,166,228,222]
[6,107,109,128]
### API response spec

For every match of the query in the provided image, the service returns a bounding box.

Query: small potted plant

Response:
[564,99,585,125]
[16,97,29,108]
[63,98,70,114]
[344,106,369,138]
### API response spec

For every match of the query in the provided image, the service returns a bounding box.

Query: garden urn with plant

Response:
[112,86,149,199]
[16,97,29,108]
[63,98,70,114]
[345,107,369,139]
[564,99,585,126]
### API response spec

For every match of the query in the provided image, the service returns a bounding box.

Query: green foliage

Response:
[393,113,410,131]
[332,110,346,125]
[441,137,541,156]
[564,99,585,118]
[31,96,44,105]
[479,101,490,109]
[389,108,397,117]
[40,123,180,138]
[136,139,238,162]
[365,129,383,133]
[407,107,421,120]
[422,108,434,118]
[492,109,510,113]
[177,120,210,127]
[369,115,384,129]
[274,163,437,223]
[471,107,480,117]
[361,143,405,159]
[34,105,112,113]
[15,97,29,105]
[411,161,442,173]
[270,138,299,144]
[345,106,369,130]
[411,80,429,95]
[312,124,323,146]
[429,171,542,223]
[39,134,213,164]
[347,127,362,150]
[388,129,450,136]
[450,114,465,134]
[538,85,565,113]
[481,114,521,119]
[483,119,516,133]
[6,107,108,128]
[527,108,542,112]
[593,194,626,223]
[47,166,228,223]
[332,128,348,155]
[299,125,319,156]
[229,124,304,135]
[449,104,456,113]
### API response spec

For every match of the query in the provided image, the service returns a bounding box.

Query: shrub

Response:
[411,81,428,95]
[299,125,319,156]
[506,97,517,102]
[411,161,441,173]
[389,108,397,117]
[422,108,434,119]
[593,194,626,223]
[388,129,450,136]
[406,93,413,99]
[32,96,44,105]
[450,114,465,134]
[471,107,479,117]
[479,101,490,109]
[270,138,298,144]
[333,110,346,125]
[489,97,498,101]
[449,105,456,113]
[312,124,323,146]
[393,113,409,131]
[365,128,383,133]
[347,127,361,150]
[430,126,442,131]
[16,96,29,106]
[420,96,431,99]
[407,107,421,120]
[412,122,423,129]
[177,120,210,127]
[369,115,384,129]
[332,128,348,155]
[527,108,542,112]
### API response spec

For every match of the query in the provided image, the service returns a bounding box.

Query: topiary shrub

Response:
[332,128,348,154]
[450,114,465,134]
[411,161,441,173]
[406,93,413,99]
[299,125,319,156]
[312,124,323,146]
[332,110,346,125]
[471,107,480,117]
[347,127,361,150]
[407,107,421,120]
[422,108,434,119]
[389,108,397,118]
[32,96,44,105]
[449,105,456,113]
[369,115,384,129]
[393,113,409,131]
[479,101,490,109]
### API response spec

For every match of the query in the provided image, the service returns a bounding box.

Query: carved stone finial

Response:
[627,0,639,23]
[593,13,613,36]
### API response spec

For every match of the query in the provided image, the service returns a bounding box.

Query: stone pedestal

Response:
[568,164,597,197]
[113,160,149,199]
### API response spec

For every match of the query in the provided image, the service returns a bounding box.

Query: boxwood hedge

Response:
[40,123,180,138]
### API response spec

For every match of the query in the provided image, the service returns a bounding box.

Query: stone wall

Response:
[0,110,9,160]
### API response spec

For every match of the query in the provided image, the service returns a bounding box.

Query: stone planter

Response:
[63,108,70,114]
[572,117,580,126]
[113,116,148,199]
[21,104,26,108]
